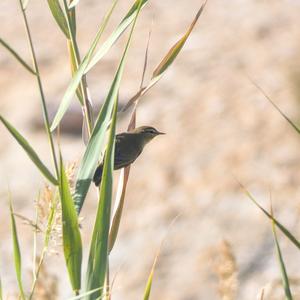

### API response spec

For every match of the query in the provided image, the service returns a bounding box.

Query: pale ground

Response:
[1,0,300,299]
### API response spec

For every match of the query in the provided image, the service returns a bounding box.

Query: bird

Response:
[93,126,165,186]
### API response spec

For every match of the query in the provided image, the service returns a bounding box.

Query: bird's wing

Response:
[114,133,141,169]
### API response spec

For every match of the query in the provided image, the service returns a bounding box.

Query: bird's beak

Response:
[157,131,165,135]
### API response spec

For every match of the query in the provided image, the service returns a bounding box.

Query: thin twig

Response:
[18,0,59,179]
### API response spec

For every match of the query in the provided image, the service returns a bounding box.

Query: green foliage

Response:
[47,0,70,38]
[0,115,58,185]
[59,156,83,292]
[0,0,208,298]
[9,199,26,300]
[271,218,293,300]
[85,1,143,298]
[0,38,36,74]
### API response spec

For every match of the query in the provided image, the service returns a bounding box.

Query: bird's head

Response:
[132,126,165,145]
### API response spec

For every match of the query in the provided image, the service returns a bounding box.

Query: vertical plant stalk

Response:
[108,27,151,252]
[18,0,59,178]
[63,0,93,137]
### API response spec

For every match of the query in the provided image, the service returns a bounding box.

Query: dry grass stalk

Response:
[214,240,238,300]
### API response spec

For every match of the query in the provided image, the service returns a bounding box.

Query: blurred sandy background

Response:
[1,0,300,299]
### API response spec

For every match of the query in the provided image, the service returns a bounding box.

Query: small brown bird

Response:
[93,126,165,186]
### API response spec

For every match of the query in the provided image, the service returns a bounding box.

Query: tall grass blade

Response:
[238,181,300,250]
[85,0,149,73]
[73,0,143,214]
[108,167,130,252]
[123,1,207,111]
[9,199,26,300]
[152,1,207,78]
[248,77,300,135]
[85,99,117,299]
[85,2,143,297]
[0,38,35,75]
[50,0,118,131]
[59,155,82,293]
[47,0,70,38]
[0,115,58,185]
[271,212,293,299]
[143,254,158,300]
[109,31,150,251]
[143,216,179,300]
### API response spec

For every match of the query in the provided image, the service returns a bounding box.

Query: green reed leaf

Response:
[249,77,300,135]
[142,215,179,300]
[47,0,70,38]
[271,217,293,300]
[85,2,143,298]
[59,155,82,293]
[0,38,35,75]
[143,254,158,300]
[9,199,26,300]
[122,0,207,111]
[50,0,118,131]
[85,97,118,299]
[152,1,207,78]
[239,181,300,250]
[85,0,149,73]
[0,115,58,185]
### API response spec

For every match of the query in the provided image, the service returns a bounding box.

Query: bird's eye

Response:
[147,129,156,134]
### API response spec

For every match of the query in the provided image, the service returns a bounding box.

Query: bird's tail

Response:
[93,164,103,186]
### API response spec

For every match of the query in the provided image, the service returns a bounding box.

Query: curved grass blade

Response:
[123,0,207,111]
[271,211,293,300]
[85,2,143,298]
[85,99,118,299]
[85,0,149,73]
[73,0,143,214]
[109,88,139,252]
[238,180,300,250]
[143,252,158,300]
[59,155,82,293]
[47,0,70,38]
[50,0,118,131]
[143,216,179,300]
[108,167,130,253]
[0,115,58,185]
[153,0,207,78]
[9,199,26,300]
[248,77,300,135]
[0,38,35,75]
